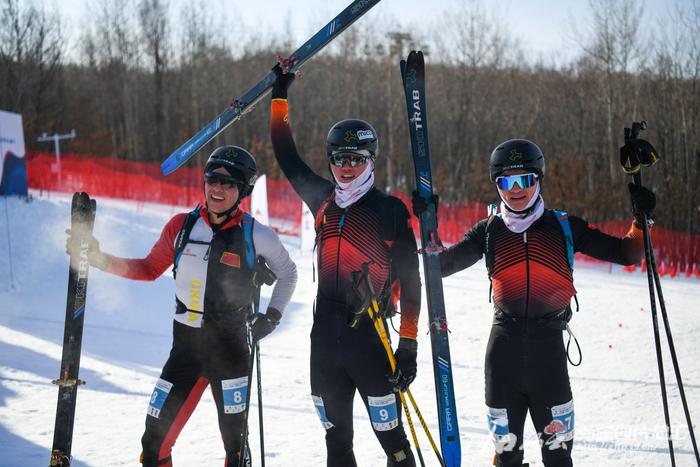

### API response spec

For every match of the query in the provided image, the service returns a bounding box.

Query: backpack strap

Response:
[485,212,500,302]
[553,210,574,271]
[173,205,202,278]
[242,213,256,269]
[243,213,277,303]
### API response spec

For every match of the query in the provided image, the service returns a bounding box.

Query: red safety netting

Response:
[26,151,700,279]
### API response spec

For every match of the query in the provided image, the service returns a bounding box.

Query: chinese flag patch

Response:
[220,252,241,268]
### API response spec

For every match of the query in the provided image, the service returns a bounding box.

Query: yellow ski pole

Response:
[367,294,445,467]
[366,295,425,467]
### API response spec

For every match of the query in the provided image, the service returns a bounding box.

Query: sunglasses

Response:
[204,173,239,189]
[329,153,370,168]
[495,173,538,190]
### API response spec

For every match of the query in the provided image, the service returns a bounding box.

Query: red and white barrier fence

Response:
[26,151,700,279]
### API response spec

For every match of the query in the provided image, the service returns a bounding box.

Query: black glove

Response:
[388,338,418,392]
[271,63,296,100]
[628,183,656,226]
[65,229,110,270]
[411,190,439,218]
[250,307,282,342]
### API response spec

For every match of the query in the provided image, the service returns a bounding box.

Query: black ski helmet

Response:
[489,139,545,182]
[325,119,378,158]
[205,145,258,198]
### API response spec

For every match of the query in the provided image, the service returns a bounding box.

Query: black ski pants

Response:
[310,296,415,467]
[485,317,574,467]
[141,318,250,467]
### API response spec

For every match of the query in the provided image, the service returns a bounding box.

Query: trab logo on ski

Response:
[73,238,90,319]
[410,90,425,157]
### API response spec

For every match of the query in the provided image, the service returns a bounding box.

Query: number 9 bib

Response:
[368,394,399,432]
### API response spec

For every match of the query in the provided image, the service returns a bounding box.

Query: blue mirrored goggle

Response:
[329,153,370,168]
[204,173,239,189]
[495,173,538,190]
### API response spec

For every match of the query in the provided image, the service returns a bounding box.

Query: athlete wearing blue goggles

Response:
[495,173,538,191]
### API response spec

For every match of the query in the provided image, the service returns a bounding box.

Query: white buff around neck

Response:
[500,184,545,233]
[333,160,375,208]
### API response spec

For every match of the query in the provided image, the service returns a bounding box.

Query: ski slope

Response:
[0,194,698,466]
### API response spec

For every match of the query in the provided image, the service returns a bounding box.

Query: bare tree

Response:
[139,0,171,159]
[431,1,519,201]
[575,0,646,200]
[0,0,64,138]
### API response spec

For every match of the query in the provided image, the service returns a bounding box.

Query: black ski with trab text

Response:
[50,192,96,466]
[400,50,461,467]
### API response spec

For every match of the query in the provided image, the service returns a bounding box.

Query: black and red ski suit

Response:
[270,98,422,466]
[439,210,644,467]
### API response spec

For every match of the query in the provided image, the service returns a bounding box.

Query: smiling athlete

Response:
[413,138,656,467]
[67,146,298,466]
[269,67,421,466]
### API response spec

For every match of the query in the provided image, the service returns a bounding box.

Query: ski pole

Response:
[637,195,675,466]
[255,320,265,467]
[404,389,444,467]
[621,121,699,465]
[256,343,266,467]
[370,301,446,467]
[238,330,256,467]
[637,187,699,464]
[353,262,445,465]
[631,164,700,463]
[645,227,700,463]
[367,296,426,467]
[253,284,266,467]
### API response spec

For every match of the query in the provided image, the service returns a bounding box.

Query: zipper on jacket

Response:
[335,209,348,292]
[203,233,214,261]
[523,231,530,319]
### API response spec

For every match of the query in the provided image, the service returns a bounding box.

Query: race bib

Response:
[312,395,334,430]
[147,378,173,418]
[222,377,248,414]
[546,399,574,442]
[368,394,398,432]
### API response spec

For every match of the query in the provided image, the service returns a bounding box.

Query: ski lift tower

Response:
[37,129,76,191]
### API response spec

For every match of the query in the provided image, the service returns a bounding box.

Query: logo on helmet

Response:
[357,129,374,141]
[508,149,523,162]
[224,149,239,158]
[344,131,358,143]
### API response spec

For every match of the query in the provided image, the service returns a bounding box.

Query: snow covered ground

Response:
[0,193,698,466]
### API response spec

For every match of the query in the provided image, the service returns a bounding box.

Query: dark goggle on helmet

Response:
[205,146,258,198]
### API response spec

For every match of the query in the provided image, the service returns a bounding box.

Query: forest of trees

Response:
[1,0,699,233]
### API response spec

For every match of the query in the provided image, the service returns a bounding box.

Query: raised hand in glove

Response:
[411,190,439,219]
[65,229,110,270]
[271,63,296,100]
[388,337,418,393]
[628,183,656,226]
[250,307,282,342]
